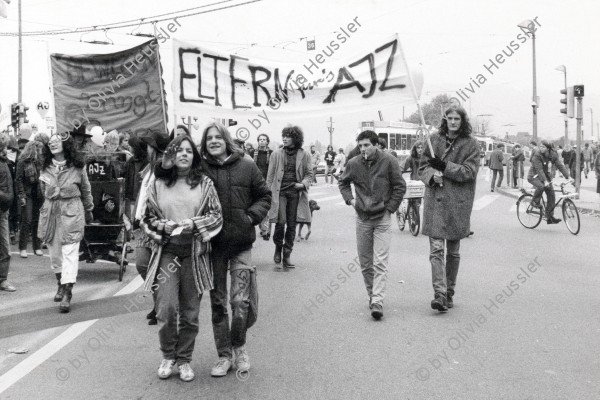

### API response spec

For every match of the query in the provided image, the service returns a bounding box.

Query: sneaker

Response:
[157,359,176,379]
[431,294,448,312]
[20,250,28,258]
[211,357,232,377]
[34,250,43,256]
[0,280,16,292]
[371,303,383,320]
[234,346,250,372]
[178,363,195,382]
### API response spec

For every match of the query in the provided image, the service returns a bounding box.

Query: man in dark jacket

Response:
[198,122,271,378]
[489,143,504,191]
[527,140,570,224]
[252,133,272,240]
[0,133,16,292]
[339,130,405,320]
[419,106,480,312]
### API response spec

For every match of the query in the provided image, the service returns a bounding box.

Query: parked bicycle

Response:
[396,179,424,236]
[516,180,580,235]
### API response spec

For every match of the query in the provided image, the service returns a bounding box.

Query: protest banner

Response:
[50,39,168,136]
[172,34,423,119]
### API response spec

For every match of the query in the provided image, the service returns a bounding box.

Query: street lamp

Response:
[587,108,594,141]
[518,20,538,141]
[555,65,568,141]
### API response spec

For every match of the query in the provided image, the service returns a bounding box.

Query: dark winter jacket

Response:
[489,148,504,170]
[124,156,148,201]
[0,157,14,212]
[15,159,41,203]
[200,152,272,253]
[339,148,405,220]
[528,148,569,182]
[419,132,480,240]
[402,155,423,181]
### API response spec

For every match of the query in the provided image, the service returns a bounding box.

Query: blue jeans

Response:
[429,237,460,297]
[273,190,299,251]
[155,244,201,365]
[0,211,11,282]
[355,211,392,306]
[210,247,253,359]
[19,194,42,251]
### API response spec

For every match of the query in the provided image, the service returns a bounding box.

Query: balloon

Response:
[90,126,105,146]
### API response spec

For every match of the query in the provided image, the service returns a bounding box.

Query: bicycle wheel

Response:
[517,194,542,229]
[562,199,580,235]
[408,201,420,236]
[396,210,405,231]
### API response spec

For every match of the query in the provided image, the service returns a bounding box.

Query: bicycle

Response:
[397,179,424,236]
[516,180,580,235]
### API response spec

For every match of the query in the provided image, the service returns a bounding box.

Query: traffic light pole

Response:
[18,0,22,103]
[575,96,582,195]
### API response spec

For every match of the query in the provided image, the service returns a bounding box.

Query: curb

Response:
[496,188,600,217]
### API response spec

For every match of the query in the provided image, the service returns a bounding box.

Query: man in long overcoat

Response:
[419,106,480,312]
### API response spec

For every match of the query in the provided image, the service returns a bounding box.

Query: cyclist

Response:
[527,140,570,224]
[398,140,424,230]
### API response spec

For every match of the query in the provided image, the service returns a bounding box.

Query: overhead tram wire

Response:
[0,0,263,36]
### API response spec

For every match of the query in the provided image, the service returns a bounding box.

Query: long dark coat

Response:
[419,132,480,240]
[266,147,313,223]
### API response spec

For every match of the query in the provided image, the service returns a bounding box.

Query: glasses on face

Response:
[50,132,70,142]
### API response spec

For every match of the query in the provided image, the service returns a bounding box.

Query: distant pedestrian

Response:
[595,152,600,200]
[15,141,44,258]
[510,144,525,188]
[582,143,593,178]
[324,145,336,184]
[332,148,346,181]
[252,133,273,240]
[339,130,405,320]
[419,106,480,312]
[0,133,16,292]
[266,125,312,268]
[38,131,94,312]
[309,145,321,185]
[397,140,424,230]
[489,143,504,191]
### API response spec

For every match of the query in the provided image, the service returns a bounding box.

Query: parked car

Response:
[315,161,326,175]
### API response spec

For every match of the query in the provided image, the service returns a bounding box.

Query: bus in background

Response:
[358,120,421,164]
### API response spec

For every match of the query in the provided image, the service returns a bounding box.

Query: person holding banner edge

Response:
[419,106,480,312]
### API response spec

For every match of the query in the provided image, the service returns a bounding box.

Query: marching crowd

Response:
[1,105,600,383]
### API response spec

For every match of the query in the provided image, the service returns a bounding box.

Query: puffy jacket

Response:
[201,152,271,253]
[0,158,13,212]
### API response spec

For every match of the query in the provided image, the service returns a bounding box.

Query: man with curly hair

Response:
[266,125,313,268]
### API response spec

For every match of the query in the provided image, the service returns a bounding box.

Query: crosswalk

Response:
[307,183,522,214]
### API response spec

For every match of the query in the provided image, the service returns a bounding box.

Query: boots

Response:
[54,273,65,302]
[282,249,295,268]
[59,283,74,313]
[273,245,282,264]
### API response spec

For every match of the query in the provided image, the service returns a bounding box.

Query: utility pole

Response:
[574,85,584,195]
[18,0,22,102]
[326,116,334,147]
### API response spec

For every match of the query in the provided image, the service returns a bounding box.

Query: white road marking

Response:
[472,194,500,211]
[310,195,342,203]
[0,276,144,394]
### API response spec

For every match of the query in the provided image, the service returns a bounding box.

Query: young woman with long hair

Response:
[198,122,271,378]
[38,131,94,312]
[15,140,45,257]
[397,140,424,230]
[142,134,223,382]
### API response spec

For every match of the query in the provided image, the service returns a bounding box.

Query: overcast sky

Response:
[1,0,599,147]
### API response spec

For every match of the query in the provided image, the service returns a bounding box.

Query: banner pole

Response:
[154,38,169,134]
[396,37,434,156]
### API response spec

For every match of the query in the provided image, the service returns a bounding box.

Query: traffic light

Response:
[228,119,237,127]
[560,87,574,118]
[574,85,584,97]
[10,103,19,128]
[18,104,29,125]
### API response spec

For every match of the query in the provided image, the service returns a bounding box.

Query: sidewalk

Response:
[486,166,600,216]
